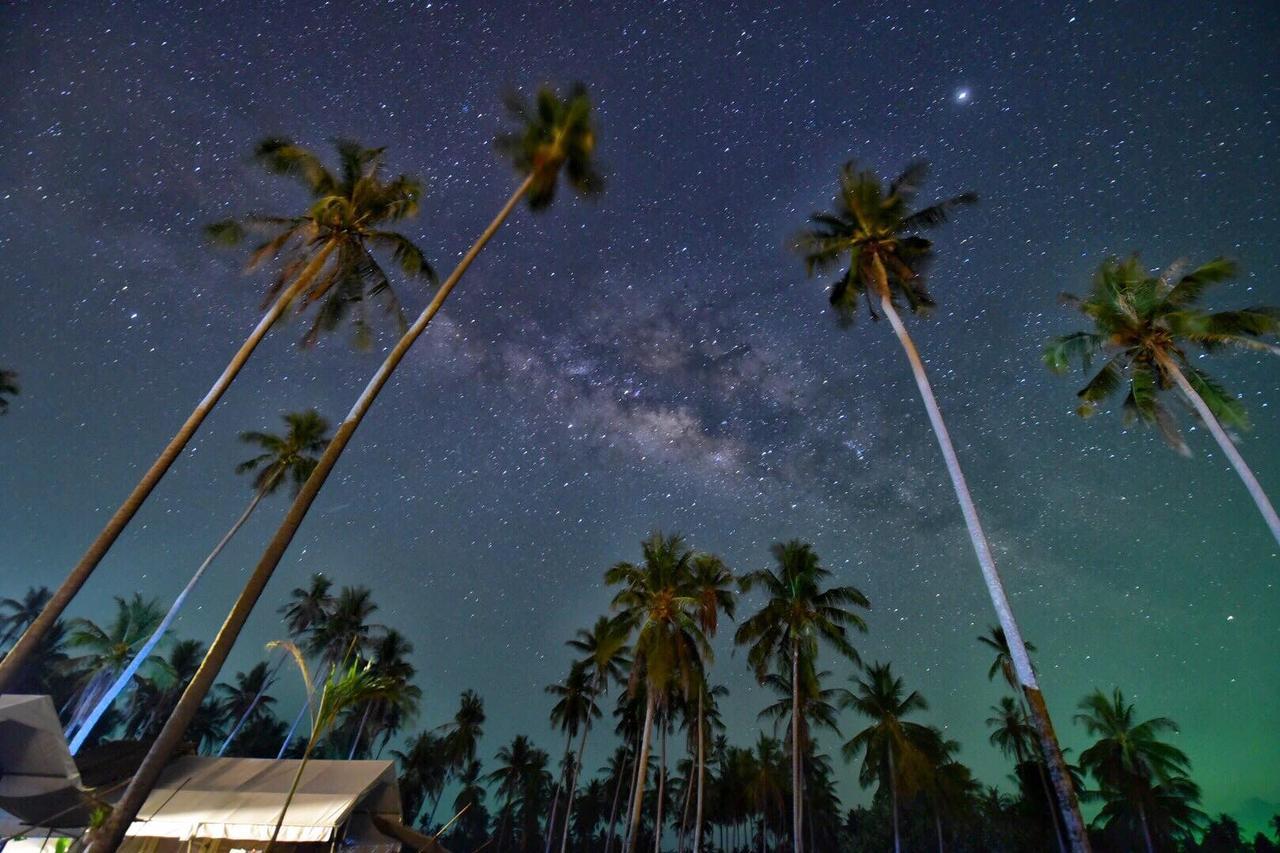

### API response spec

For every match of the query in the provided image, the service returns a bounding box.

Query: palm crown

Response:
[496,83,603,210]
[207,139,436,347]
[794,161,977,323]
[1044,255,1280,454]
[236,409,331,495]
[1074,688,1190,794]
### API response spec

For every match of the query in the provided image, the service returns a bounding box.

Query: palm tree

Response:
[87,85,602,852]
[735,540,868,853]
[545,660,600,852]
[1075,688,1193,853]
[346,628,420,758]
[0,143,431,694]
[1045,255,1280,544]
[488,734,553,852]
[0,586,51,648]
[62,594,165,738]
[794,159,1088,850]
[215,661,278,753]
[393,730,450,828]
[686,553,734,853]
[446,758,490,849]
[0,368,17,415]
[68,410,331,753]
[744,733,787,852]
[441,688,487,770]
[606,532,709,853]
[561,617,630,853]
[840,662,934,853]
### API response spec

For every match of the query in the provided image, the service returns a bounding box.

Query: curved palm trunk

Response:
[1158,352,1280,545]
[217,651,284,756]
[888,745,901,853]
[560,684,599,853]
[652,718,667,853]
[873,263,1090,853]
[347,703,373,759]
[0,240,336,695]
[85,176,536,853]
[790,639,803,853]
[692,692,705,853]
[625,691,657,853]
[605,740,634,853]
[69,482,272,754]
[544,731,572,853]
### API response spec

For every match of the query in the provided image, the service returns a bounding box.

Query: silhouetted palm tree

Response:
[0,586,51,648]
[1,143,430,695]
[394,730,450,828]
[795,160,1087,850]
[89,86,603,851]
[736,540,868,853]
[0,368,17,415]
[686,554,735,853]
[63,594,164,738]
[1046,254,1280,543]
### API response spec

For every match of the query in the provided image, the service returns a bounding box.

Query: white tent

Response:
[121,756,401,848]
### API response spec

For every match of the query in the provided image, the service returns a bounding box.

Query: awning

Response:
[124,756,400,844]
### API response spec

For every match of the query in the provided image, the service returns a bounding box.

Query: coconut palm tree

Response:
[735,540,868,853]
[840,662,934,853]
[1045,254,1280,544]
[0,144,431,695]
[62,594,165,738]
[441,688,487,770]
[69,410,331,753]
[545,660,601,852]
[488,734,554,852]
[744,733,788,852]
[86,85,602,852]
[686,554,735,853]
[0,368,17,415]
[215,661,278,752]
[606,533,709,852]
[446,758,490,849]
[394,730,450,828]
[1075,688,1193,853]
[561,617,631,853]
[345,628,420,758]
[0,586,51,648]
[795,159,1088,850]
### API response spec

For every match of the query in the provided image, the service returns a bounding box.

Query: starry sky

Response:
[2,0,1277,831]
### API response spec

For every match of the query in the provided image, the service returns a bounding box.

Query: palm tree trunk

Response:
[0,240,337,695]
[934,807,944,853]
[790,638,803,853]
[267,734,318,852]
[69,482,272,755]
[625,691,657,853]
[545,731,572,853]
[605,740,633,853]
[84,177,536,853]
[347,702,373,759]
[561,683,598,853]
[872,260,1090,853]
[1157,351,1280,545]
[279,660,331,759]
[218,651,284,756]
[676,755,694,853]
[1137,803,1155,853]
[653,718,667,853]
[692,691,705,853]
[888,745,901,853]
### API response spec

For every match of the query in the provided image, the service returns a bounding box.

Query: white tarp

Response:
[124,756,399,844]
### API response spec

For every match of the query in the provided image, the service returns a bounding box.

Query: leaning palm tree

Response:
[0,143,431,694]
[1075,688,1193,853]
[0,368,17,415]
[560,616,631,853]
[794,160,1088,850]
[734,540,868,853]
[87,83,602,852]
[606,532,708,853]
[68,410,331,753]
[62,594,165,738]
[687,554,735,853]
[1045,254,1280,544]
[840,662,934,853]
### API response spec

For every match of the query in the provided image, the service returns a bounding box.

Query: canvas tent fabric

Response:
[123,756,400,844]
[0,694,94,829]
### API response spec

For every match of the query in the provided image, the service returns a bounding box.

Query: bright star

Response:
[955,88,971,104]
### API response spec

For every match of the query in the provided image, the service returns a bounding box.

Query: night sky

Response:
[2,0,1277,831]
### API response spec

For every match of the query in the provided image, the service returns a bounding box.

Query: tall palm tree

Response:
[0,586,51,648]
[606,532,709,853]
[87,85,602,852]
[346,628,421,758]
[488,734,553,852]
[215,661,278,752]
[441,688,487,770]
[393,730,450,827]
[1045,255,1280,544]
[687,553,735,853]
[62,594,165,738]
[744,733,787,852]
[735,540,869,853]
[840,662,934,853]
[0,368,17,415]
[545,660,601,852]
[561,616,631,853]
[0,143,431,694]
[795,159,1088,850]
[1074,688,1193,853]
[68,410,331,753]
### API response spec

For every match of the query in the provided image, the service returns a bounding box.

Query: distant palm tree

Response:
[735,540,868,853]
[795,160,1088,850]
[393,730,450,827]
[606,533,709,853]
[0,369,17,415]
[561,617,630,853]
[840,662,934,853]
[686,553,735,853]
[0,586,51,648]
[121,639,215,744]
[215,661,278,754]
[347,628,420,758]
[545,661,600,852]
[744,733,787,852]
[1075,688,1193,853]
[0,143,430,695]
[488,734,554,852]
[63,594,165,738]
[88,85,603,852]
[1046,255,1280,544]
[986,696,1035,765]
[69,410,330,753]
[441,688,487,771]
[447,758,490,847]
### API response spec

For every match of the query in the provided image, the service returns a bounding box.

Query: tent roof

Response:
[125,756,399,843]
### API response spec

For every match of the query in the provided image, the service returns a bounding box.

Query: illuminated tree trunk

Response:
[692,690,706,852]
[624,690,657,853]
[790,638,803,853]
